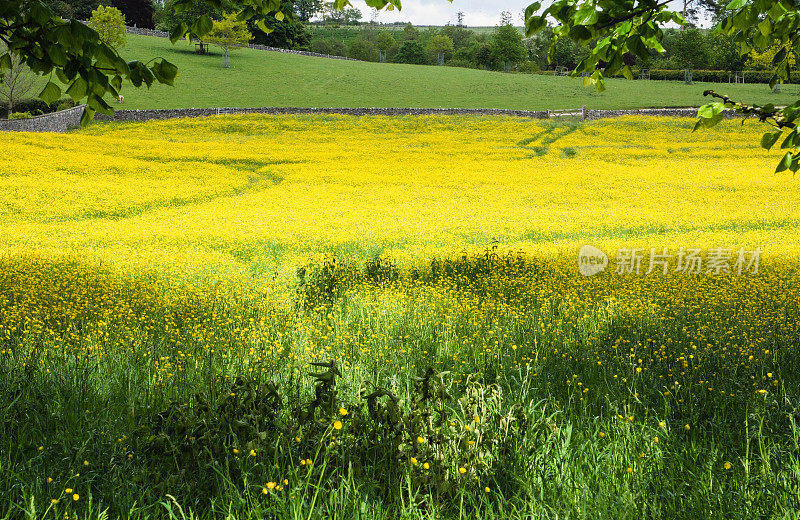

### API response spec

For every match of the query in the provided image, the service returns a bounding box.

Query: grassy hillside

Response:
[116,33,798,110]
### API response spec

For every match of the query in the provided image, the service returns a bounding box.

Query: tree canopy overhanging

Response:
[2,0,800,170]
[0,0,401,125]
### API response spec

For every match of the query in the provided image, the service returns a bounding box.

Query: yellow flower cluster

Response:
[0,114,796,279]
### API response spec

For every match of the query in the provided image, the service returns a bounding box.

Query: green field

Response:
[115,34,798,110]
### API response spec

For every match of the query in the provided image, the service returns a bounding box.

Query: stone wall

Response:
[95,107,551,123]
[0,105,745,132]
[0,105,86,133]
[125,26,170,38]
[94,106,745,124]
[584,107,744,120]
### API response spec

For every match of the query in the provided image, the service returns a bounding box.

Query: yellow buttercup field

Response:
[1,114,799,518]
[1,114,798,280]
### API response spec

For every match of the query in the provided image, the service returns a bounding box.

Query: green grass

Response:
[2,253,799,520]
[116,34,800,110]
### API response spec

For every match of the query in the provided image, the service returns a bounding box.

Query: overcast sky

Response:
[344,0,706,28]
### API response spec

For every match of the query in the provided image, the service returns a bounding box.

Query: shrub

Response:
[3,97,77,118]
[394,40,429,65]
[55,99,75,112]
[8,98,48,115]
[311,37,347,57]
[347,37,378,61]
[517,60,541,73]
[663,28,710,69]
[445,58,476,69]
[88,5,127,50]
[8,111,32,119]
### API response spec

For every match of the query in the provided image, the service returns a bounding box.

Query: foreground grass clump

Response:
[1,252,799,519]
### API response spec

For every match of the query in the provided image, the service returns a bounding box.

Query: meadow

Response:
[106,34,800,111]
[1,115,800,519]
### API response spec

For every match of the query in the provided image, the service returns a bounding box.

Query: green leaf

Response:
[54,25,77,52]
[726,0,747,9]
[65,77,88,102]
[776,151,792,172]
[151,59,179,86]
[698,102,724,119]
[275,11,284,21]
[190,15,213,38]
[574,8,599,26]
[524,2,541,19]
[46,45,68,67]
[173,0,194,14]
[55,67,69,84]
[772,46,787,66]
[791,155,800,173]
[761,130,782,150]
[170,22,188,44]
[88,93,114,116]
[0,53,11,71]
[80,106,95,127]
[595,76,606,93]
[622,65,633,80]
[758,18,772,37]
[39,81,61,105]
[30,1,52,24]
[256,19,274,35]
[779,130,798,149]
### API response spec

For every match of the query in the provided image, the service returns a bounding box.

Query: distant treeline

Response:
[306,24,787,77]
[43,0,792,78]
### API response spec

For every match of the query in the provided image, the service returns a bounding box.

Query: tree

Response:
[294,0,322,22]
[249,0,311,50]
[394,40,428,65]
[311,37,346,56]
[0,0,405,125]
[203,12,253,68]
[492,20,526,72]
[342,6,362,24]
[375,30,395,52]
[709,33,747,72]
[475,43,495,70]
[347,37,377,61]
[426,34,454,62]
[668,28,710,69]
[321,2,360,25]
[0,43,36,115]
[440,23,474,51]
[43,0,100,21]
[111,0,154,29]
[87,5,126,50]
[401,22,419,41]
[153,0,237,36]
